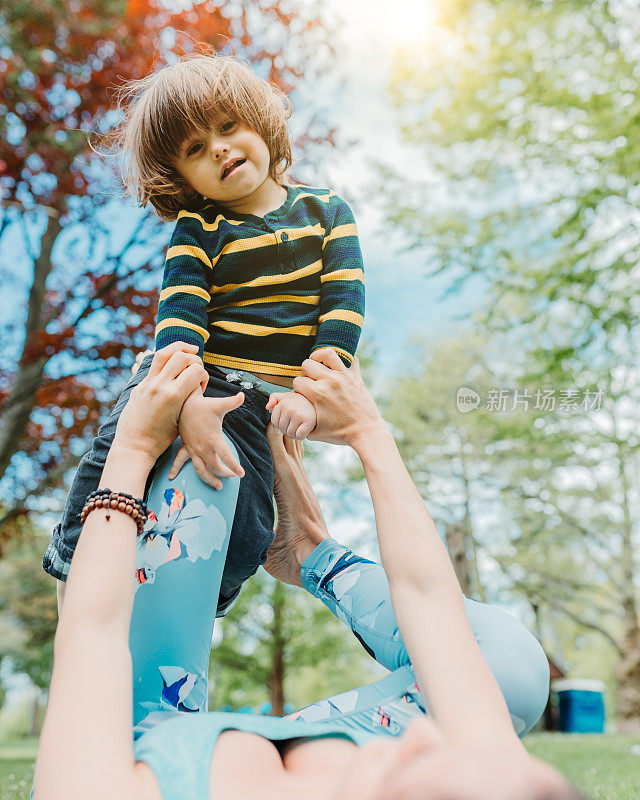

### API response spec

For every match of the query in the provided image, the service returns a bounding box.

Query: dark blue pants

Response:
[42,354,275,615]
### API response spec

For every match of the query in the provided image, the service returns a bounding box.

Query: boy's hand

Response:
[168,390,245,489]
[265,390,317,440]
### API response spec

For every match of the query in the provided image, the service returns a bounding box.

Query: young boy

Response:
[43,52,365,615]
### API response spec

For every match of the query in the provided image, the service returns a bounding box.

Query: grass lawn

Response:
[525,733,640,799]
[1,734,639,798]
[0,739,37,800]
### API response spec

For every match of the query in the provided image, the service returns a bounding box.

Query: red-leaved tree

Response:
[0,0,339,547]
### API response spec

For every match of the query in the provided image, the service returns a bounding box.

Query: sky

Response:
[299,0,483,374]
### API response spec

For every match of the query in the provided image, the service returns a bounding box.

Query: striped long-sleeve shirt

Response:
[154,184,365,378]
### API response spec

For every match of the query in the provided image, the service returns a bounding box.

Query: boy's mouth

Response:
[221,158,247,180]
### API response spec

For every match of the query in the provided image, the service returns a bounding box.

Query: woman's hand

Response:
[112,343,208,467]
[292,348,386,449]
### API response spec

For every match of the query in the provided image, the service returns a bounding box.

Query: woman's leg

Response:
[128,437,240,732]
[265,429,548,736]
[298,539,549,736]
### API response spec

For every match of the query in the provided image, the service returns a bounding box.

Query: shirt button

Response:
[281,231,289,241]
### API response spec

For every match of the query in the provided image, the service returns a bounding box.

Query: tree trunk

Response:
[444,520,471,595]
[612,426,640,730]
[460,457,485,600]
[616,614,640,732]
[29,694,40,737]
[0,212,61,482]
[531,603,556,732]
[269,581,286,716]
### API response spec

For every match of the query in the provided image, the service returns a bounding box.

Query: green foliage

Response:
[384,0,640,378]
[209,569,378,712]
[381,0,640,721]
[0,527,57,691]
[0,693,44,743]
[379,327,632,710]
[382,333,503,598]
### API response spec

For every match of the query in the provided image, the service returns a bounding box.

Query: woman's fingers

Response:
[175,362,208,397]
[309,347,347,371]
[168,446,191,480]
[269,404,281,430]
[148,342,199,377]
[293,419,313,440]
[299,359,328,380]
[291,375,315,400]
[159,351,200,382]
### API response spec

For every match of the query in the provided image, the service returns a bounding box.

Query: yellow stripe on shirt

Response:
[203,352,303,377]
[209,232,279,270]
[290,190,335,209]
[318,309,364,327]
[159,285,211,303]
[177,210,245,231]
[322,223,358,249]
[210,294,320,310]
[166,245,213,270]
[278,223,325,242]
[212,320,317,337]
[320,268,365,284]
[210,259,323,294]
[155,318,210,341]
[311,345,354,364]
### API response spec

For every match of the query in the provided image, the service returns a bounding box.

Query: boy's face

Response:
[174,119,272,207]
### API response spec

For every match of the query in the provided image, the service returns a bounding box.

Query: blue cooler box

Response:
[554,679,605,733]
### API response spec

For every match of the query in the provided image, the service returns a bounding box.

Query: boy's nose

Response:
[211,140,230,159]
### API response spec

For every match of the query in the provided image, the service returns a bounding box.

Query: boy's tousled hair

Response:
[102,49,292,221]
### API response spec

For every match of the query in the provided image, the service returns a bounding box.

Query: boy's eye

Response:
[220,120,236,133]
[186,143,202,157]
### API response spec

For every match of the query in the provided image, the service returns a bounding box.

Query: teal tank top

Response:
[133,711,376,800]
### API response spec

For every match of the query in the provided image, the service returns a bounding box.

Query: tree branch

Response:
[0,452,82,544]
[517,583,622,656]
[0,212,63,482]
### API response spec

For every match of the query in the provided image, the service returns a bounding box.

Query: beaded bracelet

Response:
[80,488,149,536]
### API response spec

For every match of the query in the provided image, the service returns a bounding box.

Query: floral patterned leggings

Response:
[129,438,550,740]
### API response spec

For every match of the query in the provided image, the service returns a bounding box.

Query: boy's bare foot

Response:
[264,424,330,586]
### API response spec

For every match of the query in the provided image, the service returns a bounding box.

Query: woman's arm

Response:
[35,345,207,800]
[293,350,525,752]
[36,446,153,800]
[354,428,522,750]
